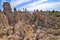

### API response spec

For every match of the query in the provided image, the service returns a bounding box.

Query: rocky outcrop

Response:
[0,10,9,27]
[0,2,60,40]
[3,2,12,17]
[3,2,16,25]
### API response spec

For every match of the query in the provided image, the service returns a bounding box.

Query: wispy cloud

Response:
[10,0,30,8]
[1,0,60,11]
[26,2,60,11]
[19,0,60,11]
[23,0,48,8]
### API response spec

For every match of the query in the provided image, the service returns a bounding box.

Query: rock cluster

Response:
[0,2,60,40]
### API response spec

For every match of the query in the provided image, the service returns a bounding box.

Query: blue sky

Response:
[0,0,60,11]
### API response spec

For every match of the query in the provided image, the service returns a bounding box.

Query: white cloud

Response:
[23,2,60,11]
[2,0,60,11]
[10,0,30,7]
[23,0,48,8]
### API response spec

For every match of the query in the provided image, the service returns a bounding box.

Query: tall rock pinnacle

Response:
[3,2,16,25]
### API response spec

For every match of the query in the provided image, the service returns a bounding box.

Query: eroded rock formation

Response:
[0,2,60,40]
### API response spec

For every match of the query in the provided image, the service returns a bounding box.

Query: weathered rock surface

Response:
[0,2,60,40]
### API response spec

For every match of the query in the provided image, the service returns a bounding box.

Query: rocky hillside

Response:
[0,2,60,40]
